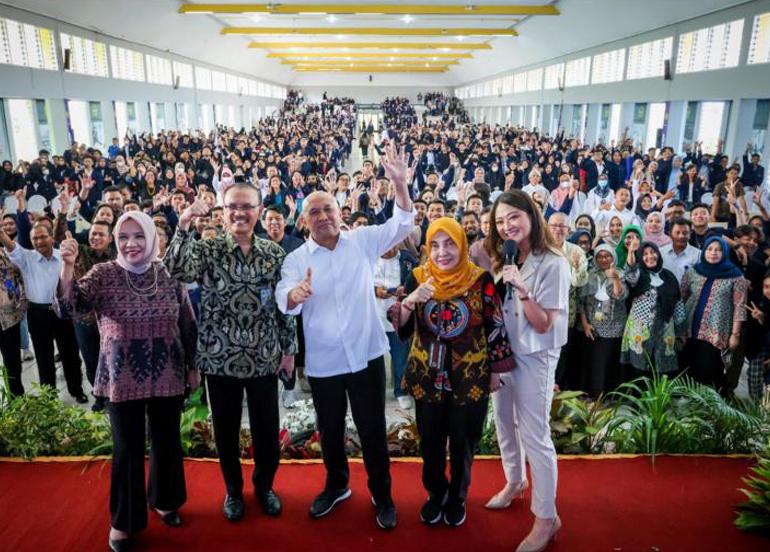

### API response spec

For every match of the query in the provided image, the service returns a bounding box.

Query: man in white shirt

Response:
[276,142,414,531]
[0,221,86,402]
[660,217,701,283]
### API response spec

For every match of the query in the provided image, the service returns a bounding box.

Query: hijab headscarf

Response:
[643,211,672,248]
[413,218,485,301]
[615,225,643,269]
[634,193,654,221]
[587,244,617,306]
[575,214,596,240]
[693,236,742,279]
[629,241,680,322]
[602,215,624,248]
[114,211,160,275]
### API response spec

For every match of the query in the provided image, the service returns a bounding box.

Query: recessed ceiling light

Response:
[401,15,414,24]
[389,56,394,61]
[432,57,438,61]
[440,48,450,52]
[336,34,344,40]
[251,15,261,23]
[455,35,466,41]
[326,14,338,23]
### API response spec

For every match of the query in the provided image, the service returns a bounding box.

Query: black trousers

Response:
[556,327,583,391]
[109,396,186,534]
[207,374,279,497]
[0,322,23,396]
[27,304,83,396]
[415,397,488,503]
[309,357,392,504]
[685,338,725,390]
[584,335,623,398]
[73,321,100,388]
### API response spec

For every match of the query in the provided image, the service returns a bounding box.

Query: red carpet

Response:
[0,456,765,551]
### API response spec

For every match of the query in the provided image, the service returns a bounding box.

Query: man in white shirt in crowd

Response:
[276,141,414,531]
[661,217,701,283]
[0,220,86,403]
[592,186,640,229]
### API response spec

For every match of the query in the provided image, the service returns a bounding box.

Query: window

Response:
[226,73,239,94]
[645,102,666,151]
[212,70,227,92]
[247,79,257,96]
[513,72,527,93]
[195,66,211,90]
[526,68,542,91]
[146,54,172,85]
[592,48,626,84]
[677,19,743,74]
[238,77,249,95]
[60,33,108,77]
[544,63,564,89]
[748,12,770,64]
[0,17,57,70]
[697,101,727,154]
[565,56,591,87]
[7,99,39,162]
[627,36,672,80]
[172,61,194,88]
[109,45,145,81]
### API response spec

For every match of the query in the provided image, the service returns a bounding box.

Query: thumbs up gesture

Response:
[409,276,435,304]
[289,267,313,306]
[60,231,79,266]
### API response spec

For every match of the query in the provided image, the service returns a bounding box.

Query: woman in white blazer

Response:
[483,190,570,552]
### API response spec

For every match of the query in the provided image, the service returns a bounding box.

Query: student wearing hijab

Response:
[615,225,643,270]
[680,236,747,391]
[643,212,671,248]
[634,193,655,222]
[621,242,685,376]
[57,211,199,552]
[597,215,624,249]
[390,218,513,527]
[578,244,629,397]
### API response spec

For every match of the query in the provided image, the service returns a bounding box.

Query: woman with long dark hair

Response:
[483,191,569,552]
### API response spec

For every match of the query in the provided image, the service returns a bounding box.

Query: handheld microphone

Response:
[502,239,518,301]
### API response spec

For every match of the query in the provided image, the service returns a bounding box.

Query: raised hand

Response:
[60,231,79,266]
[408,277,435,305]
[57,189,72,215]
[179,198,209,231]
[14,187,27,212]
[381,140,408,186]
[289,267,313,306]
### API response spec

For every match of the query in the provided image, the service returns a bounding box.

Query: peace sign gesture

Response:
[742,301,764,324]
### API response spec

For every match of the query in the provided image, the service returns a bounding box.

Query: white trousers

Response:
[491,348,559,519]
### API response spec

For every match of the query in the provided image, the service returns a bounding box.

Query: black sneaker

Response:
[420,493,446,525]
[443,499,466,527]
[309,488,352,518]
[375,500,397,530]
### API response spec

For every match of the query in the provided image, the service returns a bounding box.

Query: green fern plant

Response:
[735,439,770,534]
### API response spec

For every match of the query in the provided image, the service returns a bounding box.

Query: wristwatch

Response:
[518,289,532,301]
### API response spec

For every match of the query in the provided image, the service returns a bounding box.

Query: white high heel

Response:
[515,516,562,552]
[484,480,528,509]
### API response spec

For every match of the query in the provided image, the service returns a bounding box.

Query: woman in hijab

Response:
[578,244,629,397]
[574,214,596,243]
[681,236,747,391]
[643,211,671,248]
[597,215,624,249]
[621,242,685,376]
[634,193,655,222]
[390,217,514,528]
[57,211,199,552]
[615,225,643,270]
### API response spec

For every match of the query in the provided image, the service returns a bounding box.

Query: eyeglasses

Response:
[548,224,569,230]
[225,203,257,211]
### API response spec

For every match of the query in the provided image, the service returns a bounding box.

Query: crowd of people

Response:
[0,89,768,552]
[419,91,470,122]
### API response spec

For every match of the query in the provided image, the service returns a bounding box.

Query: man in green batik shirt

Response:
[165,182,297,523]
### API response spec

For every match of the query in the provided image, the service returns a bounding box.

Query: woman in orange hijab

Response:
[389,217,514,528]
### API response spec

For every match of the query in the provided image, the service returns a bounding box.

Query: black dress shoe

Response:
[74,392,89,404]
[443,499,466,527]
[223,494,245,521]
[375,500,397,530]
[420,493,447,526]
[309,488,352,518]
[108,537,131,552]
[258,489,282,516]
[156,509,182,527]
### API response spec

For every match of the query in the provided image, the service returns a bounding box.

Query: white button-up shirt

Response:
[660,243,701,283]
[8,246,62,304]
[276,205,415,378]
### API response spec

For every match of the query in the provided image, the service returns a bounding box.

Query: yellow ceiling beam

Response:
[292,67,449,73]
[270,52,471,59]
[180,4,559,16]
[249,41,491,50]
[281,59,460,67]
[223,27,517,37]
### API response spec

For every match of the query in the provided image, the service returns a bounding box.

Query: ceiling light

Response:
[432,56,437,61]
[387,63,392,67]
[440,48,450,52]
[336,34,344,40]
[401,15,414,24]
[251,15,261,23]
[389,56,394,61]
[455,35,466,41]
[425,63,430,67]
[326,15,338,23]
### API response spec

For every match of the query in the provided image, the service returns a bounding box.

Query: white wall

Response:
[301,86,451,105]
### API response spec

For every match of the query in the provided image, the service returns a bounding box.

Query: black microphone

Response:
[502,239,518,301]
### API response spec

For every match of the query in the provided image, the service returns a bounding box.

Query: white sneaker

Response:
[282,389,297,408]
[397,396,412,410]
[22,349,34,361]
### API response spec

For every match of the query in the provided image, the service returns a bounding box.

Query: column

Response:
[664,100,687,153]
[584,103,601,145]
[725,98,756,162]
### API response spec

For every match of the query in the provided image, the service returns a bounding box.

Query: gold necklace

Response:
[124,265,159,297]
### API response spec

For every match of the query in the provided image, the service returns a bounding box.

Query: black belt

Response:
[28,302,53,310]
